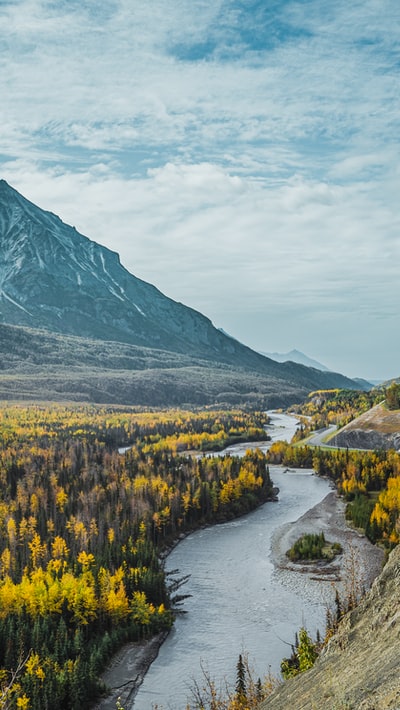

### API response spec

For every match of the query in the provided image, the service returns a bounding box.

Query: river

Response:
[132,412,335,710]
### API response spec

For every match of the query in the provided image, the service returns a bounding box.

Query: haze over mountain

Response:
[261,349,330,372]
[0,180,365,405]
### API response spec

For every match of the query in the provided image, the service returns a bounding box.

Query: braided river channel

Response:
[133,412,334,709]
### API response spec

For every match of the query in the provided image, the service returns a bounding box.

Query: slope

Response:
[0,323,356,407]
[329,402,400,451]
[0,180,363,405]
[261,543,400,709]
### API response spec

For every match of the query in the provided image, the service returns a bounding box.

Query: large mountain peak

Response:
[0,181,363,400]
[0,181,140,334]
[0,179,120,291]
[0,181,256,362]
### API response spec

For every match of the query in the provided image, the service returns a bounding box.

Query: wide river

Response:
[133,412,333,710]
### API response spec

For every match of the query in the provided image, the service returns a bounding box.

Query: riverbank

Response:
[262,524,399,710]
[93,489,280,710]
[93,631,169,710]
[270,490,384,589]
[95,489,384,710]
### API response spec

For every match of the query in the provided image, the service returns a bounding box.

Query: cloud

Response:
[1,0,399,379]
[1,0,397,167]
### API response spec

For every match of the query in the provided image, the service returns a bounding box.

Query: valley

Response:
[0,181,399,710]
[2,2,399,709]
[0,397,398,709]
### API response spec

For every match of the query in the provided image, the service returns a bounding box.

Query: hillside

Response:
[329,403,400,451]
[0,323,359,407]
[261,542,400,709]
[0,180,363,405]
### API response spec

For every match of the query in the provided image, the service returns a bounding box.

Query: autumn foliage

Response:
[0,404,272,709]
[267,440,400,545]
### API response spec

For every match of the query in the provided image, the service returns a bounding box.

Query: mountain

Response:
[352,376,375,389]
[0,179,250,363]
[261,348,330,371]
[0,180,363,405]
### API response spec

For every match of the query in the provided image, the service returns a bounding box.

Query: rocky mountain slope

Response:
[0,179,248,363]
[0,323,301,406]
[0,180,363,405]
[261,542,400,710]
[330,403,400,451]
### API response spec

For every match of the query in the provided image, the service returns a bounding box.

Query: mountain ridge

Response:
[0,180,364,405]
[261,348,330,371]
[0,322,363,407]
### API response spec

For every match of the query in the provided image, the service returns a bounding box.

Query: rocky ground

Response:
[270,491,384,591]
[262,499,400,710]
[329,403,400,451]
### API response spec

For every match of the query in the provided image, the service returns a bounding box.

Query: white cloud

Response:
[1,0,400,380]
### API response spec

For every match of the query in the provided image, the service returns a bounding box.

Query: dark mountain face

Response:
[0,179,279,370]
[0,179,363,402]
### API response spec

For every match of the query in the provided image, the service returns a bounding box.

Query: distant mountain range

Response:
[0,180,367,406]
[261,348,330,371]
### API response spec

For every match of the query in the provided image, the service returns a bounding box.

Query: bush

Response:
[286,532,342,562]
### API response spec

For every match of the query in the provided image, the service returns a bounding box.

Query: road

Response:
[305,424,337,446]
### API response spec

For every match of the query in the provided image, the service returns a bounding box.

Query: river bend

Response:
[133,412,333,709]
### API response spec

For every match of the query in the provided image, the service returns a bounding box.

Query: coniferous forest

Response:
[0,400,399,709]
[0,405,272,709]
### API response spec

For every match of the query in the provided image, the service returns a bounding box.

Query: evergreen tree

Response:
[235,654,247,703]
[297,627,318,672]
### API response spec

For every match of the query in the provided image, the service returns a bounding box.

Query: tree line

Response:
[266,441,400,546]
[289,388,383,440]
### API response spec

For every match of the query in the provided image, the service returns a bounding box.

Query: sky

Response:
[1,0,399,381]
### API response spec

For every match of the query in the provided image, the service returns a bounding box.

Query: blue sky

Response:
[1,0,399,380]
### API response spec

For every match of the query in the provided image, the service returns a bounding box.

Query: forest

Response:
[288,387,383,437]
[267,440,400,546]
[0,398,399,709]
[0,405,272,709]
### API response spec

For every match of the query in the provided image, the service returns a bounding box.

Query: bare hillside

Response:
[330,403,400,450]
